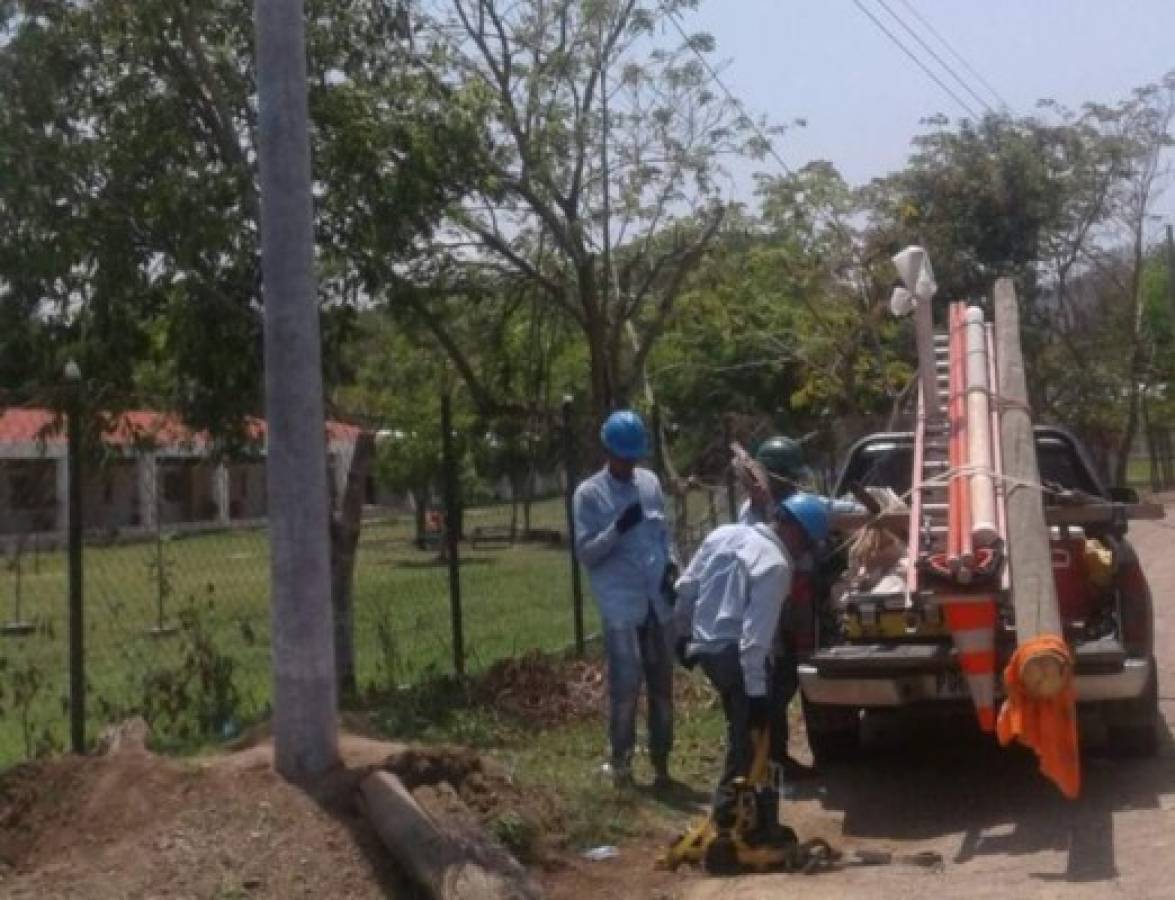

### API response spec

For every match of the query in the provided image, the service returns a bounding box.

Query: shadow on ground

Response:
[794,710,1175,886]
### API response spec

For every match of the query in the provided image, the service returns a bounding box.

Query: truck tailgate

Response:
[810,635,1128,678]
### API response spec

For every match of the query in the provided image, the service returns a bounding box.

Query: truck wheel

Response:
[1105,657,1159,759]
[802,699,861,764]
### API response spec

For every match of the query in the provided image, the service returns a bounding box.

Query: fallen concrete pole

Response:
[359,771,541,900]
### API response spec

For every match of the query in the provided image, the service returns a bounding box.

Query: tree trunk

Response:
[255,0,338,777]
[1142,392,1161,493]
[330,432,374,701]
[522,462,535,534]
[1113,246,1149,488]
[1113,383,1142,493]
[508,470,520,542]
[413,489,428,549]
[584,303,613,431]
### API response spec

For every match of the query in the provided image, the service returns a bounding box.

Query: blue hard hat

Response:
[776,492,831,545]
[600,410,649,461]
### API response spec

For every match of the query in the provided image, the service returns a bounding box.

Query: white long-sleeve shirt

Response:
[673,523,793,697]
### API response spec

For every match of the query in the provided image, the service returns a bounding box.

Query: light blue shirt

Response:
[673,523,793,697]
[573,466,674,629]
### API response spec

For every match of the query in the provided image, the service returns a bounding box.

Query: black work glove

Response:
[660,562,679,604]
[615,502,644,534]
[747,695,771,731]
[674,636,695,669]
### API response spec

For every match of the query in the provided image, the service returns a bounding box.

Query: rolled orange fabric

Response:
[996,634,1081,799]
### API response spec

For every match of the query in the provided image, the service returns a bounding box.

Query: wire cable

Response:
[895,0,1013,112]
[661,6,798,179]
[662,3,903,402]
[874,0,996,116]
[850,0,980,119]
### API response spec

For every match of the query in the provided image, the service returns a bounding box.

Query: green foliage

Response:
[0,655,59,760]
[865,75,1175,469]
[0,0,483,440]
[490,809,541,864]
[410,0,774,421]
[653,162,912,466]
[131,599,243,745]
[866,113,1069,300]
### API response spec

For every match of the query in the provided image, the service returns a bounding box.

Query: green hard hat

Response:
[754,436,813,483]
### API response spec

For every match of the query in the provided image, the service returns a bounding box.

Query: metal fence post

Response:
[723,414,736,521]
[64,360,85,754]
[651,401,664,480]
[561,397,585,656]
[441,391,464,676]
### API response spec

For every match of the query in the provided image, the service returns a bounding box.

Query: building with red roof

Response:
[0,407,362,539]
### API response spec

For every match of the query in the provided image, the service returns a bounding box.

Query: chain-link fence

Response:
[1130,427,1175,491]
[0,396,279,762]
[0,387,752,768]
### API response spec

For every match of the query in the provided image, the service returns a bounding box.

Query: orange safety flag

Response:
[996,635,1081,799]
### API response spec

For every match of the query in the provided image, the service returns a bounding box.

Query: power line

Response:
[874,0,995,116]
[661,7,798,180]
[895,0,1013,113]
[850,0,980,119]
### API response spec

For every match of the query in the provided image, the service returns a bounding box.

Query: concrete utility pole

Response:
[254,0,338,777]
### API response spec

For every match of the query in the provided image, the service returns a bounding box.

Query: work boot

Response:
[751,789,796,847]
[652,758,674,793]
[600,761,635,790]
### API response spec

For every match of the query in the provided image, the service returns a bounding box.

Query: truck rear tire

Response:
[1105,657,1159,759]
[802,699,861,764]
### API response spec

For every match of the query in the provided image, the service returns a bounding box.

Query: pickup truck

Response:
[798,426,1159,761]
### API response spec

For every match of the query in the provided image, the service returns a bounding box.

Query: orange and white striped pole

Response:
[942,594,998,732]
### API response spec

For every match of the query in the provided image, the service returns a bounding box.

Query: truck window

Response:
[1036,438,1102,497]
[836,432,1102,500]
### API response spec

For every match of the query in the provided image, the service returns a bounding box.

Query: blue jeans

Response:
[770,638,799,766]
[603,614,674,772]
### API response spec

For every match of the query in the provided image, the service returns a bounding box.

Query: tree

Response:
[866,78,1175,481]
[653,162,911,471]
[0,0,482,438]
[404,0,772,426]
[1095,75,1175,483]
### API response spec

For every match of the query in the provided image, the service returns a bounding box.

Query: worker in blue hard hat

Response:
[737,436,859,781]
[673,493,830,836]
[573,409,678,790]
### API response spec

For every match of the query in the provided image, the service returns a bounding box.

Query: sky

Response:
[686,0,1175,224]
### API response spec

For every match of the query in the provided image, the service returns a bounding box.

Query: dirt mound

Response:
[478,651,606,726]
[0,723,566,898]
[0,731,413,899]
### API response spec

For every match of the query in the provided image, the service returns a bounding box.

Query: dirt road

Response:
[685,513,1175,900]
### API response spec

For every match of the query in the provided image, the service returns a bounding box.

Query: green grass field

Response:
[0,497,598,767]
